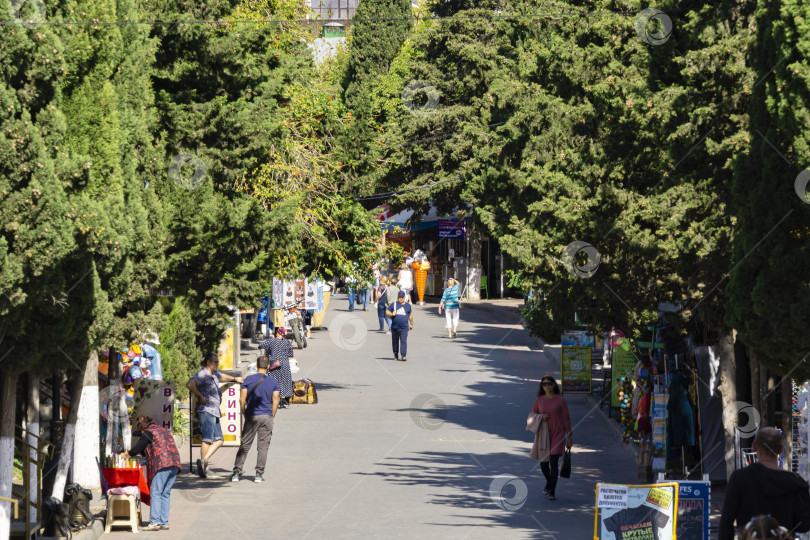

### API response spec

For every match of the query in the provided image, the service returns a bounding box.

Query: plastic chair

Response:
[105,494,139,533]
[480,276,488,299]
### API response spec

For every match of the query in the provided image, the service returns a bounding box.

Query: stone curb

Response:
[40,519,104,540]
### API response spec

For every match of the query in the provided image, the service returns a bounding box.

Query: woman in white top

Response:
[397,262,413,303]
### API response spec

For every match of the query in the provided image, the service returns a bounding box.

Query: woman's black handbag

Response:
[560,450,571,478]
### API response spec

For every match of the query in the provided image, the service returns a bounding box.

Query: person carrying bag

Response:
[530,375,572,501]
[231,355,280,483]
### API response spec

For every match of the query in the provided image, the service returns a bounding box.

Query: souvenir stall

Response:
[795,382,810,540]
[380,208,476,298]
[609,324,703,480]
[98,340,174,514]
[271,277,326,330]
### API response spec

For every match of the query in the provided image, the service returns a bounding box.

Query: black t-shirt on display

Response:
[604,506,670,540]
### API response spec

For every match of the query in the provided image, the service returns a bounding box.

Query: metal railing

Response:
[0,496,19,519]
[12,424,55,539]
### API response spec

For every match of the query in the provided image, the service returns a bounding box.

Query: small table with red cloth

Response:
[102,467,150,506]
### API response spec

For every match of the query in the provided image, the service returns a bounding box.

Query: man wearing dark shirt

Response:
[386,291,413,361]
[231,355,279,483]
[719,427,810,540]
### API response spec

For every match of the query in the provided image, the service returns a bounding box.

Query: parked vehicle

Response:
[281,302,307,349]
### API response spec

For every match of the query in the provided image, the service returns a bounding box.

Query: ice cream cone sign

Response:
[412,249,429,304]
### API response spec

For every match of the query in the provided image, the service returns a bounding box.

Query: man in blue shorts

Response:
[386,291,414,361]
[187,352,243,478]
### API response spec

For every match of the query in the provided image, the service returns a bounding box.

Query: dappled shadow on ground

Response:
[355,448,614,536]
[378,305,637,537]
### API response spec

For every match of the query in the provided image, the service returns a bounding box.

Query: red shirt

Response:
[532,394,571,455]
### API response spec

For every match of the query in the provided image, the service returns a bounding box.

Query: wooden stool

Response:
[105,494,140,533]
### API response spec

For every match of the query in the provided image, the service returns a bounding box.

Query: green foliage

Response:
[158,298,200,400]
[172,406,188,437]
[726,1,810,379]
[147,0,313,349]
[0,0,165,375]
[342,0,413,111]
[373,0,753,344]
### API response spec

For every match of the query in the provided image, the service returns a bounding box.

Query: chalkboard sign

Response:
[676,481,710,540]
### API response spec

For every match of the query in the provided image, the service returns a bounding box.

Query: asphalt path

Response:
[104,296,638,539]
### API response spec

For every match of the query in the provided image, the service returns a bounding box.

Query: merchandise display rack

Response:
[794,382,810,540]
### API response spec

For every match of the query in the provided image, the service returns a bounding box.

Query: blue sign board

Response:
[676,481,710,540]
[438,220,466,239]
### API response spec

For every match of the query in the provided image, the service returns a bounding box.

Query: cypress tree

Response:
[726,1,810,379]
[343,0,413,110]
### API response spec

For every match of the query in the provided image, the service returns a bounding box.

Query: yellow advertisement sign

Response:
[217,329,235,370]
[561,346,592,393]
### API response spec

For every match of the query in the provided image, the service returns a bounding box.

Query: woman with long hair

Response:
[532,375,572,500]
[397,262,413,304]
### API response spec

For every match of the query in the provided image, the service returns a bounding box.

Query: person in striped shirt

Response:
[438,277,460,338]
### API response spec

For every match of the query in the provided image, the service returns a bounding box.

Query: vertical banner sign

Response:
[595,483,678,540]
[133,380,175,430]
[191,382,242,447]
[611,346,638,408]
[561,347,593,393]
[675,481,710,540]
[219,382,242,445]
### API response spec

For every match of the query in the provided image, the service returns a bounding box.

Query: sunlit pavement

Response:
[104,296,639,539]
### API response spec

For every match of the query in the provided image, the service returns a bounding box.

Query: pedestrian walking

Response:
[531,375,572,501]
[374,277,393,333]
[358,278,371,311]
[345,275,357,311]
[386,291,413,361]
[397,262,413,304]
[719,427,810,540]
[123,416,182,531]
[259,328,294,408]
[231,355,280,483]
[373,264,381,288]
[187,353,243,478]
[438,277,460,338]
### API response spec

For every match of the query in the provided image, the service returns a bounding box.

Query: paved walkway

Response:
[104,296,639,539]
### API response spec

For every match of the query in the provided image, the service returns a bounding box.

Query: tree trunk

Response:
[52,373,61,423]
[750,351,761,419]
[50,369,83,502]
[27,374,40,525]
[73,351,101,496]
[763,369,775,428]
[765,370,776,427]
[0,369,17,540]
[718,331,738,480]
[782,377,793,471]
[105,347,119,455]
[467,219,482,300]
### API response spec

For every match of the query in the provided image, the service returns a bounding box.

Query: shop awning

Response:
[379,207,466,232]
